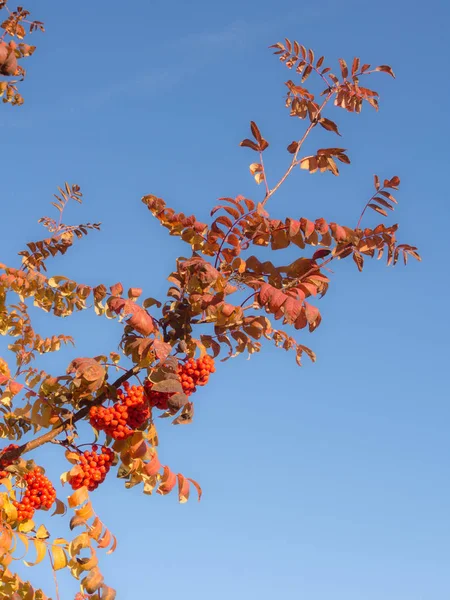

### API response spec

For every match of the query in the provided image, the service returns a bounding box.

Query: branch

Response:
[5,365,142,462]
[356,182,391,229]
[262,91,334,207]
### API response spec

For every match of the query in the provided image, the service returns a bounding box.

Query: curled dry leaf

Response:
[108,297,155,336]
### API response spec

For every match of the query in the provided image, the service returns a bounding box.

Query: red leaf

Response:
[282,297,303,324]
[153,340,172,361]
[8,380,23,396]
[108,298,155,336]
[375,65,395,78]
[157,466,177,495]
[300,218,315,238]
[312,249,331,260]
[330,222,347,241]
[187,478,202,501]
[304,301,320,324]
[250,121,262,143]
[339,58,348,79]
[240,139,259,151]
[128,287,142,299]
[267,290,287,313]
[294,309,307,330]
[315,218,329,234]
[177,474,190,503]
[110,282,123,296]
[258,283,273,306]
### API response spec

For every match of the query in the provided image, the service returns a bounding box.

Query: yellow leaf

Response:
[60,470,70,485]
[18,519,35,533]
[0,527,13,551]
[65,450,81,464]
[35,524,50,539]
[24,539,46,566]
[69,532,90,557]
[48,276,69,288]
[3,498,17,521]
[51,544,68,570]
[99,584,117,600]
[82,567,104,594]
[0,547,12,567]
[249,162,262,175]
[106,535,117,555]
[78,549,98,571]
[52,538,67,547]
[75,501,94,521]
[68,486,89,508]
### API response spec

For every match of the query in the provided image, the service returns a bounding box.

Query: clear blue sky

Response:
[1,0,449,598]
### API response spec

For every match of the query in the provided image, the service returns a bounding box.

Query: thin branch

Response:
[3,365,141,463]
[262,92,334,207]
[47,549,60,600]
[259,150,270,198]
[356,183,389,229]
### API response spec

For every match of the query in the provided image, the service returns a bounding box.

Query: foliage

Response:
[0,8,419,599]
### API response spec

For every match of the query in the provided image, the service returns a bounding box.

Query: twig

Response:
[2,365,142,463]
[262,92,333,207]
[48,549,60,600]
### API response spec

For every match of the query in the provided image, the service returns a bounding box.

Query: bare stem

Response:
[48,549,60,600]
[356,183,391,229]
[259,150,270,198]
[262,92,333,207]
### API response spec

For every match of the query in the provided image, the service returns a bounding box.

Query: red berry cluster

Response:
[69,446,114,492]
[0,443,18,478]
[144,380,172,411]
[89,382,150,440]
[178,355,215,395]
[13,467,56,522]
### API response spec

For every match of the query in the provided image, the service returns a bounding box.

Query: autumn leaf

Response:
[108,297,155,336]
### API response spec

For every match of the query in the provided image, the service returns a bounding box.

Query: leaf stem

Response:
[262,92,333,207]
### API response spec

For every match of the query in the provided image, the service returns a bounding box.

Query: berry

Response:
[13,467,56,522]
[178,355,215,396]
[144,380,172,411]
[68,447,114,492]
[89,383,150,439]
[0,443,18,478]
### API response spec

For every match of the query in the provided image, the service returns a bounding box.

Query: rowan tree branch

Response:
[4,365,142,462]
[262,92,334,207]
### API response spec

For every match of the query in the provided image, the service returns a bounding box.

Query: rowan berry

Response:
[178,355,215,395]
[0,443,18,478]
[13,467,56,522]
[89,383,150,439]
[68,446,114,492]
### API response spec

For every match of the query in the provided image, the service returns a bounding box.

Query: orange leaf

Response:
[157,466,177,495]
[177,474,190,503]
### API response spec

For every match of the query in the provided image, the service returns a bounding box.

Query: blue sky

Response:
[1,0,449,598]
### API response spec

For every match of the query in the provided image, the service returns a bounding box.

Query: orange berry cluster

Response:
[0,443,18,478]
[89,382,150,440]
[178,355,215,395]
[13,467,56,522]
[69,446,114,492]
[144,380,172,411]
